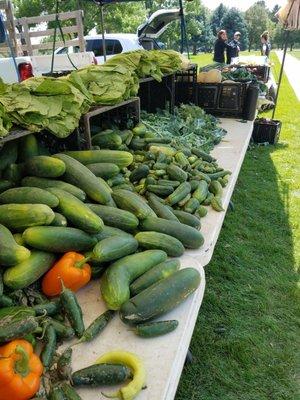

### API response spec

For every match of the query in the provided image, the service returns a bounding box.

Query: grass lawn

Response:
[176,53,300,399]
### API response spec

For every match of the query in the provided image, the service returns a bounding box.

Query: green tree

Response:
[220,7,249,50]
[210,3,228,36]
[245,1,269,51]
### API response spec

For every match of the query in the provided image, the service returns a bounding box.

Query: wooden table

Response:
[61,117,254,400]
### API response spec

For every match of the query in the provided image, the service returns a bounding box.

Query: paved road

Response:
[276,50,300,101]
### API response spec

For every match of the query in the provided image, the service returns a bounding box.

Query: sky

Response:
[201,0,286,11]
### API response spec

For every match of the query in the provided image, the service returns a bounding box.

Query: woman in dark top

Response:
[213,30,229,63]
[261,31,271,57]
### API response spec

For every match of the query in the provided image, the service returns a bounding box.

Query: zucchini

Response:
[26,156,66,178]
[112,189,156,220]
[166,164,187,182]
[92,130,122,149]
[0,204,55,231]
[100,250,167,310]
[192,180,209,204]
[165,182,191,206]
[147,184,174,197]
[147,193,179,221]
[134,320,179,337]
[21,176,86,201]
[47,188,103,234]
[183,198,200,214]
[91,235,138,263]
[23,226,97,253]
[87,204,139,232]
[0,224,31,267]
[130,258,180,295]
[86,163,120,179]
[3,251,56,289]
[173,210,201,229]
[64,150,133,168]
[120,268,201,325]
[72,364,132,387]
[50,212,68,227]
[0,140,18,171]
[140,216,204,249]
[135,231,184,257]
[129,165,149,183]
[18,134,39,161]
[0,187,59,208]
[0,179,15,193]
[53,154,112,205]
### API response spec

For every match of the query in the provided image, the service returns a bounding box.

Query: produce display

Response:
[0,50,188,138]
[0,109,229,398]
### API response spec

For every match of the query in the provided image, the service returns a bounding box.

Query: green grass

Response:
[176,53,300,399]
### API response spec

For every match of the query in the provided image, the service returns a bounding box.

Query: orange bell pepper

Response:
[0,339,43,400]
[42,251,91,297]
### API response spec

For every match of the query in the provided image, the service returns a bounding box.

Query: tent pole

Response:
[99,2,107,61]
[178,0,189,57]
[272,30,290,119]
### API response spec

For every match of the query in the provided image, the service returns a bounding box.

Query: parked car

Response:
[55,9,180,64]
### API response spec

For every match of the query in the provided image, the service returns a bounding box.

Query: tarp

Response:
[276,0,300,30]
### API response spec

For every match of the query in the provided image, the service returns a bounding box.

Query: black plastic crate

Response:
[252,118,282,144]
[175,64,198,105]
[138,74,175,113]
[247,65,270,82]
[37,129,84,154]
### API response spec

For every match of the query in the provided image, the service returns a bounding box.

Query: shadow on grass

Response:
[175,144,299,400]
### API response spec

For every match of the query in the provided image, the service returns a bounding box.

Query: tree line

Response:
[11,0,300,53]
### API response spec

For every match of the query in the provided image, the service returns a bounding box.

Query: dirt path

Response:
[276,50,300,101]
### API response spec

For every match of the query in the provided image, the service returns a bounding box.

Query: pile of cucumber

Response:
[0,123,229,397]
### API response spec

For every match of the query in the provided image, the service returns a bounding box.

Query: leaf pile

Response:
[141,104,226,152]
[0,50,188,138]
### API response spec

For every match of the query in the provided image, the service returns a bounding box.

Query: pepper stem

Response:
[14,345,30,377]
[74,256,91,269]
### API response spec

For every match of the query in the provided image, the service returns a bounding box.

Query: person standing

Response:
[260,31,271,57]
[213,30,229,63]
[227,31,241,64]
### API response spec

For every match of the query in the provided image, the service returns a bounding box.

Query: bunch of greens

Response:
[141,104,226,152]
[221,67,255,82]
[0,79,12,137]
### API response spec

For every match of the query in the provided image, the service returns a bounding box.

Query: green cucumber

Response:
[129,165,149,183]
[91,130,122,149]
[23,227,97,253]
[192,180,209,204]
[0,140,18,171]
[196,205,208,218]
[0,305,35,321]
[2,163,25,183]
[209,180,223,196]
[100,250,167,310]
[120,268,201,325]
[140,216,204,249]
[26,156,66,178]
[207,170,231,180]
[149,145,177,157]
[189,180,201,191]
[21,176,86,201]
[130,259,180,295]
[112,189,156,220]
[191,148,216,162]
[178,193,191,207]
[157,179,180,188]
[165,182,191,206]
[147,193,179,221]
[47,188,103,234]
[173,210,201,229]
[134,320,179,337]
[0,204,55,231]
[13,233,25,246]
[53,154,112,204]
[0,316,39,343]
[64,150,133,168]
[86,163,120,179]
[3,251,56,289]
[91,236,138,263]
[93,226,132,242]
[18,134,39,161]
[202,192,214,205]
[0,179,15,193]
[166,164,187,182]
[87,204,139,232]
[211,196,224,212]
[50,212,68,227]
[72,364,132,387]
[183,198,200,214]
[0,224,31,267]
[147,184,174,197]
[135,231,184,257]
[107,174,126,187]
[0,187,59,207]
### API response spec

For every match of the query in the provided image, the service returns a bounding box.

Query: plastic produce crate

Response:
[252,118,282,144]
[138,74,175,113]
[175,64,198,105]
[247,65,270,83]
